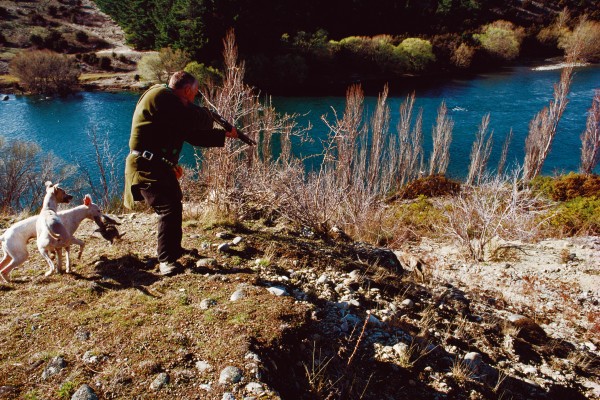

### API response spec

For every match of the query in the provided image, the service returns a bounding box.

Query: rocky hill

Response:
[0,0,144,91]
[0,205,598,399]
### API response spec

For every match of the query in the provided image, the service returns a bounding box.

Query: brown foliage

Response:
[547,173,600,201]
[9,49,80,94]
[394,175,461,201]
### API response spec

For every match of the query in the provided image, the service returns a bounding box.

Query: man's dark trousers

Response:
[140,185,183,263]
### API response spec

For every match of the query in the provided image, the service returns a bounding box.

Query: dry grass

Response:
[0,213,309,399]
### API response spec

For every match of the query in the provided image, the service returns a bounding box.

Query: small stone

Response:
[82,351,99,364]
[222,393,236,400]
[196,258,217,267]
[230,289,247,301]
[267,286,288,296]
[218,243,231,252]
[584,342,597,351]
[42,356,66,379]
[219,366,243,385]
[200,298,217,309]
[195,360,214,373]
[149,372,169,390]
[401,299,415,309]
[75,329,90,341]
[367,314,383,326]
[393,342,409,356]
[245,382,264,395]
[216,232,233,239]
[232,236,243,245]
[463,352,482,373]
[71,384,98,400]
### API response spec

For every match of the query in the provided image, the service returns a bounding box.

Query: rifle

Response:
[198,91,257,146]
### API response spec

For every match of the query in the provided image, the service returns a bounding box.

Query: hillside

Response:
[0,0,144,91]
[1,0,599,94]
[0,204,599,399]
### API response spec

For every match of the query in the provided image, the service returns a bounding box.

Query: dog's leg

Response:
[1,246,29,282]
[55,248,63,274]
[40,250,56,277]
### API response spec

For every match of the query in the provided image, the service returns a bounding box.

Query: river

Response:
[1,64,599,184]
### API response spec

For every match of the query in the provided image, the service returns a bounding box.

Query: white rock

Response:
[219,366,243,385]
[195,360,213,373]
[267,286,288,296]
[230,289,247,301]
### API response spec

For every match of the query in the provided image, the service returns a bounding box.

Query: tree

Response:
[9,50,81,95]
[474,20,525,60]
[138,47,190,83]
[559,18,600,62]
[398,38,436,72]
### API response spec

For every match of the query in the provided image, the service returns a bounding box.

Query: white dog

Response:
[36,181,74,276]
[0,187,104,281]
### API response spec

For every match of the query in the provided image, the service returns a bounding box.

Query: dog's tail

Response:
[47,230,62,241]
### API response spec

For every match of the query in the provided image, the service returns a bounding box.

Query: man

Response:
[123,71,237,275]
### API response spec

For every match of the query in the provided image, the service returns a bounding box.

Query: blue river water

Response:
[1,64,599,185]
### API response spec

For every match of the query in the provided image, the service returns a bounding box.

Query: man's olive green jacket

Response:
[123,84,226,209]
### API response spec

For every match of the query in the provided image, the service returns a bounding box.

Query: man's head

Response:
[168,71,198,105]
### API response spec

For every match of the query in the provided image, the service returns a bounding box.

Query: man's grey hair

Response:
[168,71,197,90]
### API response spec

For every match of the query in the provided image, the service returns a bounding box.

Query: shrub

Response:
[99,56,111,70]
[395,175,461,200]
[75,30,88,43]
[451,43,475,68]
[439,174,546,261]
[138,47,190,83]
[184,61,223,86]
[474,20,525,60]
[9,50,81,94]
[397,38,436,72]
[559,18,600,62]
[531,173,600,201]
[383,195,446,244]
[548,196,600,236]
[0,137,75,213]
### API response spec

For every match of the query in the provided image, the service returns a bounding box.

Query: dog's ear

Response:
[84,194,92,206]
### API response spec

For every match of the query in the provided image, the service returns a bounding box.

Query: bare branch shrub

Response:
[466,113,493,186]
[580,90,600,174]
[395,92,424,187]
[497,129,513,176]
[0,136,75,213]
[138,47,190,83]
[74,127,124,210]
[9,49,80,95]
[559,17,600,62]
[523,65,572,181]
[429,101,453,176]
[438,170,550,261]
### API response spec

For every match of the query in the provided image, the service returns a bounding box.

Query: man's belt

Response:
[130,149,176,168]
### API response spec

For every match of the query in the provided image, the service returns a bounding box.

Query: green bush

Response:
[530,173,600,201]
[474,20,525,60]
[398,38,436,72]
[184,61,223,86]
[548,196,600,235]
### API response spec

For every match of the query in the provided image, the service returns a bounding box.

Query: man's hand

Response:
[174,165,183,180]
[225,127,238,139]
